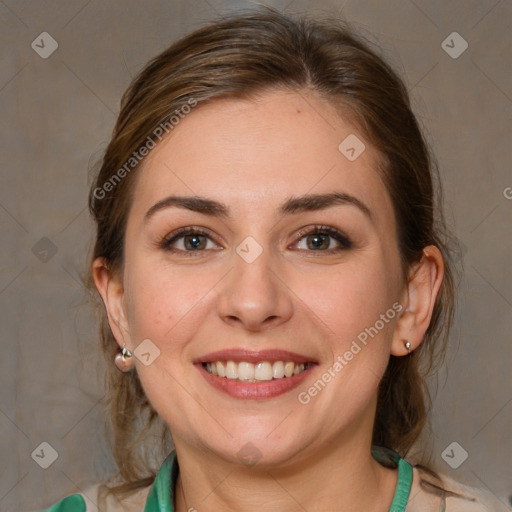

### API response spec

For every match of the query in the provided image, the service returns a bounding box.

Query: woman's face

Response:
[116,89,408,466]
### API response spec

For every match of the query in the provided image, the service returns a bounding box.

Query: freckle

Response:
[297,109,301,114]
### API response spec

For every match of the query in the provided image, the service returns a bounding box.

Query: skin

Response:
[94,89,444,512]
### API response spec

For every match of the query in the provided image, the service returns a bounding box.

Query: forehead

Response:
[130,89,392,224]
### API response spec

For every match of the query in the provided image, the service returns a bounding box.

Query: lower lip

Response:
[197,363,315,400]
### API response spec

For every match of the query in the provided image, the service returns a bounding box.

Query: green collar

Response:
[144,445,412,512]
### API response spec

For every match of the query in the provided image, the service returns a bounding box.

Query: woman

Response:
[38,7,503,512]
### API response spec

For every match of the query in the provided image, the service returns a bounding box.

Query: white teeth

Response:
[216,361,225,377]
[226,360,238,379]
[238,362,254,381]
[284,361,294,377]
[255,362,273,381]
[272,361,285,379]
[293,363,305,375]
[204,360,310,381]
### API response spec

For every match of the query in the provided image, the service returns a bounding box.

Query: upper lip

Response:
[194,349,317,365]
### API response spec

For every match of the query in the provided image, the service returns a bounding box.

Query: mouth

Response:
[202,360,313,382]
[195,349,318,400]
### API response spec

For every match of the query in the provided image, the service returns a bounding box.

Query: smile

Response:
[203,360,312,382]
[195,349,318,399]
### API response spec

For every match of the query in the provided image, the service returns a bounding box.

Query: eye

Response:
[158,225,352,255]
[294,225,353,252]
[159,227,220,254]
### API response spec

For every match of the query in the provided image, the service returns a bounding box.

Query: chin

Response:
[199,422,310,469]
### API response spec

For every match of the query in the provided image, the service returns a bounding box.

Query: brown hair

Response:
[88,7,456,498]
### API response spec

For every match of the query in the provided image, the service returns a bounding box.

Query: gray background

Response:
[0,1,511,511]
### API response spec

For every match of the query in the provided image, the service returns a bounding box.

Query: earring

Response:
[114,344,134,372]
[404,340,412,355]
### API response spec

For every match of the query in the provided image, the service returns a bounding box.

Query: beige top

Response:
[73,466,506,512]
[39,448,507,511]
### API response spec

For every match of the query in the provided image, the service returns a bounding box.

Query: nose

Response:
[216,247,294,332]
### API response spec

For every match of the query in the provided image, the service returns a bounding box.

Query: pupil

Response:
[309,234,328,249]
[186,235,204,249]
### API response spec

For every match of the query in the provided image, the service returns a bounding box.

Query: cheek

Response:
[123,258,215,348]
[297,258,400,346]
[124,273,172,337]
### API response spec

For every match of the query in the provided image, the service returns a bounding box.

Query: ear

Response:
[92,257,131,350]
[391,246,445,356]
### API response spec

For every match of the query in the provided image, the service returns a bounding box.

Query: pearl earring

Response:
[114,344,134,372]
[404,340,412,355]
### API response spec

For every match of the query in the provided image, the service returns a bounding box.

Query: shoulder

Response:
[442,474,507,512]
[35,493,86,512]
[36,482,152,512]
[37,449,177,512]
[409,466,508,512]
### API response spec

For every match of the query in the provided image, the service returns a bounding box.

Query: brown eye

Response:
[295,226,353,252]
[305,233,331,250]
[182,234,207,250]
[159,228,220,254]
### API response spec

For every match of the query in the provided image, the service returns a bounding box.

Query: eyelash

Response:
[158,225,353,255]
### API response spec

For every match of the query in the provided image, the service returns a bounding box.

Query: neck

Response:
[173,436,398,512]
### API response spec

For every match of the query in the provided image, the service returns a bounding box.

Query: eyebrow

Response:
[144,192,372,223]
